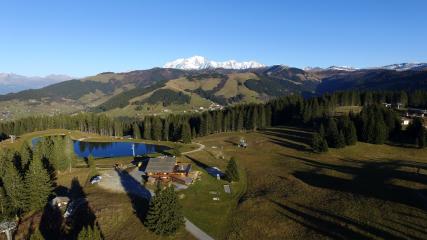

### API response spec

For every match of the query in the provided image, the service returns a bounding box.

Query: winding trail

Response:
[182,142,206,155]
[181,142,215,240]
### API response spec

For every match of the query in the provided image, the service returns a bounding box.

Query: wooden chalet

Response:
[142,156,193,184]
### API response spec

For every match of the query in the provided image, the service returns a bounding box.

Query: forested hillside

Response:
[0,66,427,121]
[1,90,425,148]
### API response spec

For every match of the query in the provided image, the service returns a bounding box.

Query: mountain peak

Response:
[163,56,265,70]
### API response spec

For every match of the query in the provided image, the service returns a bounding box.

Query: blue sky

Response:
[0,0,426,77]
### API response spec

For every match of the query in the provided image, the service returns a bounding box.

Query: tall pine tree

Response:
[225,157,240,182]
[144,185,184,235]
[24,153,53,211]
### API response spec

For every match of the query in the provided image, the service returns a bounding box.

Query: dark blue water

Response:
[32,137,168,158]
[74,141,168,158]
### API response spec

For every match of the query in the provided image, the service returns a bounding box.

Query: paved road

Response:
[185,218,214,240]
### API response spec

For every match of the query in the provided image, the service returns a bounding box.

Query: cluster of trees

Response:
[0,135,77,220]
[133,103,271,144]
[354,105,401,144]
[144,184,184,235]
[312,104,427,152]
[0,90,426,150]
[317,90,427,109]
[406,118,426,148]
[135,89,191,106]
[0,143,53,219]
[0,113,129,137]
[312,116,357,152]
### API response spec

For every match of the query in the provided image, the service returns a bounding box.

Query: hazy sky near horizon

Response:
[1,0,426,77]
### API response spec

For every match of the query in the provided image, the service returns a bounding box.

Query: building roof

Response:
[144,156,176,173]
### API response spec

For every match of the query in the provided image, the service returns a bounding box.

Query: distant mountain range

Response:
[0,73,73,94]
[305,63,427,72]
[164,56,265,70]
[0,57,426,120]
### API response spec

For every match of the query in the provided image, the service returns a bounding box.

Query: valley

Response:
[2,64,427,121]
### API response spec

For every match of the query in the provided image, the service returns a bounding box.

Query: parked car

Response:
[90,175,102,184]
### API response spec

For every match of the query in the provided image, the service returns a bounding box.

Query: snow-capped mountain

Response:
[304,66,358,72]
[0,73,73,94]
[326,66,358,71]
[305,63,427,72]
[376,63,427,71]
[164,56,265,70]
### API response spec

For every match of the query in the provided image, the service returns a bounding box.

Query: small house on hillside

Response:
[141,156,194,184]
[143,156,177,178]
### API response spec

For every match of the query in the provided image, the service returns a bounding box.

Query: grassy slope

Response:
[4,127,427,239]
[191,128,427,240]
[179,151,247,239]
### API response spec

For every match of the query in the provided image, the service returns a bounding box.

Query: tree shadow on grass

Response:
[66,177,100,239]
[259,128,312,152]
[186,155,210,169]
[39,177,101,239]
[115,169,150,224]
[39,204,63,239]
[272,200,425,240]
[286,155,427,211]
[261,128,313,145]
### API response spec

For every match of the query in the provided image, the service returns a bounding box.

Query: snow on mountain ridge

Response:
[164,56,265,70]
[376,63,427,71]
[305,63,427,72]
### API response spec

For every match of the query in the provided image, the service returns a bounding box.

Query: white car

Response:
[90,175,102,184]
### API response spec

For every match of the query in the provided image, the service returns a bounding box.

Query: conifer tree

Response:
[0,186,12,220]
[407,118,426,148]
[342,120,358,146]
[133,123,141,139]
[151,117,163,141]
[20,141,33,172]
[181,122,192,144]
[143,118,152,140]
[24,153,53,211]
[337,131,346,148]
[162,118,170,141]
[225,157,239,182]
[237,111,244,131]
[312,133,328,153]
[2,159,25,214]
[325,118,342,148]
[144,185,184,235]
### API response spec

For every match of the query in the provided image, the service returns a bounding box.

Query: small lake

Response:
[74,141,169,158]
[32,137,169,158]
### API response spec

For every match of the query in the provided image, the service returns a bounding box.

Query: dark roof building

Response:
[143,156,176,174]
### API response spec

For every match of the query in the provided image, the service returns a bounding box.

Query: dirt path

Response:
[182,142,205,155]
